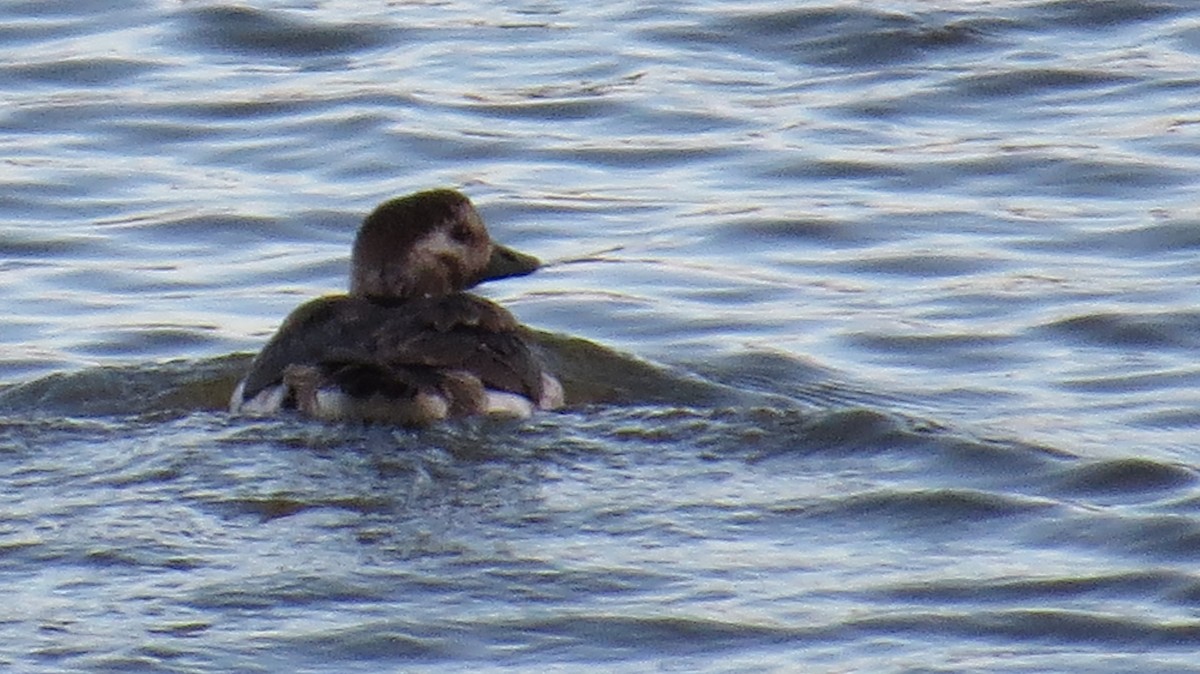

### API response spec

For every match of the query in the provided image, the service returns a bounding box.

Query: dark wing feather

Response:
[367,294,546,400]
[237,293,546,404]
[238,296,365,401]
[384,326,545,400]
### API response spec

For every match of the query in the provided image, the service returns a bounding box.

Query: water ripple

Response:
[174,5,398,60]
[5,0,1200,670]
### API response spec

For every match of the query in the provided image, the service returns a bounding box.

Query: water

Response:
[2,0,1200,671]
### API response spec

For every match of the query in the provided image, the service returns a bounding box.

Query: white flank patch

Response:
[231,376,553,423]
[484,390,535,418]
[538,373,566,410]
[230,381,286,415]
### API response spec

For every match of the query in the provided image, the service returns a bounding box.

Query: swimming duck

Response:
[229,188,564,425]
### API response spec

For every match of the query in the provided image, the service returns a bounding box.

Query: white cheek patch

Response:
[409,229,463,270]
[416,228,457,257]
[410,228,484,272]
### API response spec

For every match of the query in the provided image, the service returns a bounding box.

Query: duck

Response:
[229,188,564,425]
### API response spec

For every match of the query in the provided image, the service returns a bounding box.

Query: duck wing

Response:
[367,293,547,402]
[235,293,546,406]
[236,295,377,403]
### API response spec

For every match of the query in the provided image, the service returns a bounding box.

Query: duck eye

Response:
[450,223,473,244]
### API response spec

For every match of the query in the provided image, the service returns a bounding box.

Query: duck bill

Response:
[479,242,541,283]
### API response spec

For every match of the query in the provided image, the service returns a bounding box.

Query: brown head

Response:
[350,189,541,301]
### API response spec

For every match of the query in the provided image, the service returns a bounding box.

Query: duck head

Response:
[350,189,541,301]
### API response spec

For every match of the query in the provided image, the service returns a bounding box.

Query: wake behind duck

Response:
[229,189,564,425]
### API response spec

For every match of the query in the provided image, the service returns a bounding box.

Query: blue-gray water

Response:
[3,1,1200,671]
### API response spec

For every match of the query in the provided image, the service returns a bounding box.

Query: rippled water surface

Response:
[3,0,1200,671]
